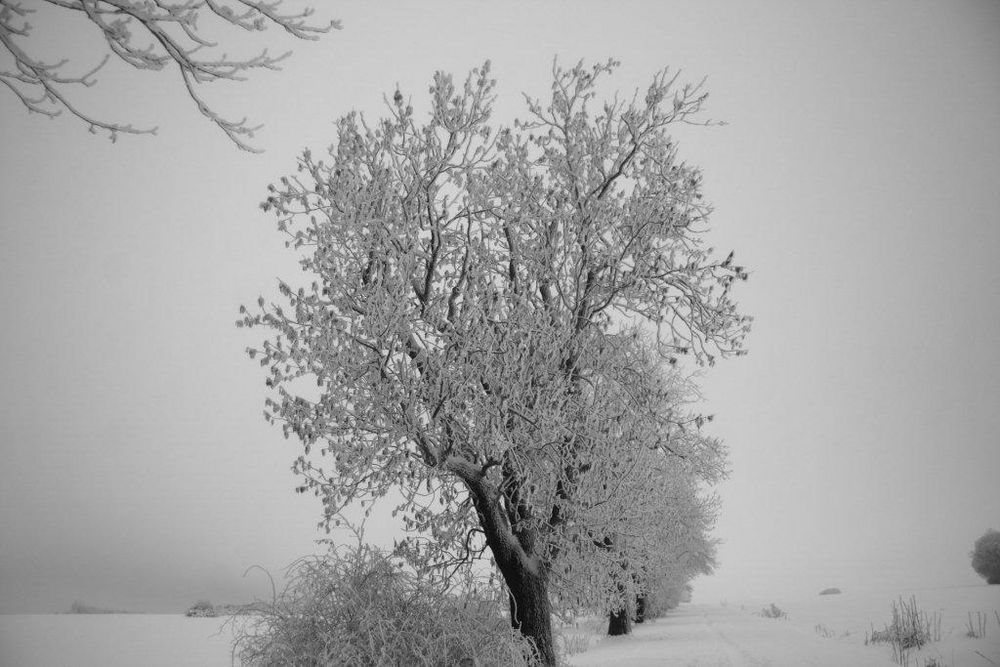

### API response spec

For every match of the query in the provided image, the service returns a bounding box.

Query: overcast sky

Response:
[1,1,998,614]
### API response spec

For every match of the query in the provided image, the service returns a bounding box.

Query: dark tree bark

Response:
[607,577,634,636]
[635,593,647,623]
[458,465,557,665]
[608,606,633,635]
[506,567,556,665]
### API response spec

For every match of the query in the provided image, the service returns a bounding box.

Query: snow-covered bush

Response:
[232,542,535,666]
[185,600,216,617]
[970,528,1000,584]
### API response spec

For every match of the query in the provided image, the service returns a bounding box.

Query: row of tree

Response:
[3,4,745,662]
[241,59,750,664]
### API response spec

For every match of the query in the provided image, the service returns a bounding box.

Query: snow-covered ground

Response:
[0,614,237,667]
[567,584,1000,666]
[2,585,996,666]
[565,604,898,666]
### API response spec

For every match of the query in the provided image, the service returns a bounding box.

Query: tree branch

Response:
[0,0,338,149]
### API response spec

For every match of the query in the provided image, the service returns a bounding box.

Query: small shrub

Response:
[970,529,1000,585]
[758,603,787,620]
[232,542,535,666]
[814,623,835,638]
[818,587,841,595]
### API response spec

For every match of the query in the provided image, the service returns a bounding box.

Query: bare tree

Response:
[241,60,749,664]
[0,0,337,151]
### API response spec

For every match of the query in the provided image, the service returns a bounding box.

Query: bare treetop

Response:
[0,0,338,151]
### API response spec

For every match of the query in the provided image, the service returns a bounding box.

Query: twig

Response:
[975,650,997,665]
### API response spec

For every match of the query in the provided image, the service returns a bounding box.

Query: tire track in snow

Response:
[702,608,768,666]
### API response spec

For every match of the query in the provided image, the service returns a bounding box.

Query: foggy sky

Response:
[1,1,998,613]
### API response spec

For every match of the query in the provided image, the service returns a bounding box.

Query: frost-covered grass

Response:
[554,614,605,658]
[864,596,941,664]
[230,543,535,666]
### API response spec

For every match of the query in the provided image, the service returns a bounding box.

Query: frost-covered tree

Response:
[0,0,337,150]
[241,60,749,664]
[971,528,1000,584]
[512,359,725,638]
[625,491,718,633]
[593,449,721,636]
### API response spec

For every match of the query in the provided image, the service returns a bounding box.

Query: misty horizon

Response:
[2,0,999,623]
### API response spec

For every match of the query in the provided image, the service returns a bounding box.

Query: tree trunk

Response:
[455,467,557,666]
[607,574,633,635]
[607,606,632,635]
[506,567,556,665]
[635,593,646,623]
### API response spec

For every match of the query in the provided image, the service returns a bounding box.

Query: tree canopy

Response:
[971,528,1000,585]
[242,59,749,662]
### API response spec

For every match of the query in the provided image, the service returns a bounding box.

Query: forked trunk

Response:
[459,470,557,666]
[506,567,556,665]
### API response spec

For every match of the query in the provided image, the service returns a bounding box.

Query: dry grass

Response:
[554,615,604,658]
[814,623,835,638]
[965,611,987,639]
[757,603,787,620]
[865,596,941,666]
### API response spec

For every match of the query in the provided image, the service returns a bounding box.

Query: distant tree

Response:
[0,0,337,150]
[971,528,1000,584]
[242,60,749,664]
[69,600,121,613]
[638,581,694,622]
[185,599,216,617]
[526,378,725,638]
[602,461,721,635]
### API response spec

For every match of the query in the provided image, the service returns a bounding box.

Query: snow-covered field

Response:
[0,614,237,667]
[567,584,1000,666]
[750,583,1000,666]
[2,585,996,666]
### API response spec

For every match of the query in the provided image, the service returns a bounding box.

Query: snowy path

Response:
[567,604,898,666]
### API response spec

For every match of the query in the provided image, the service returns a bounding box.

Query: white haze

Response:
[1,1,998,614]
